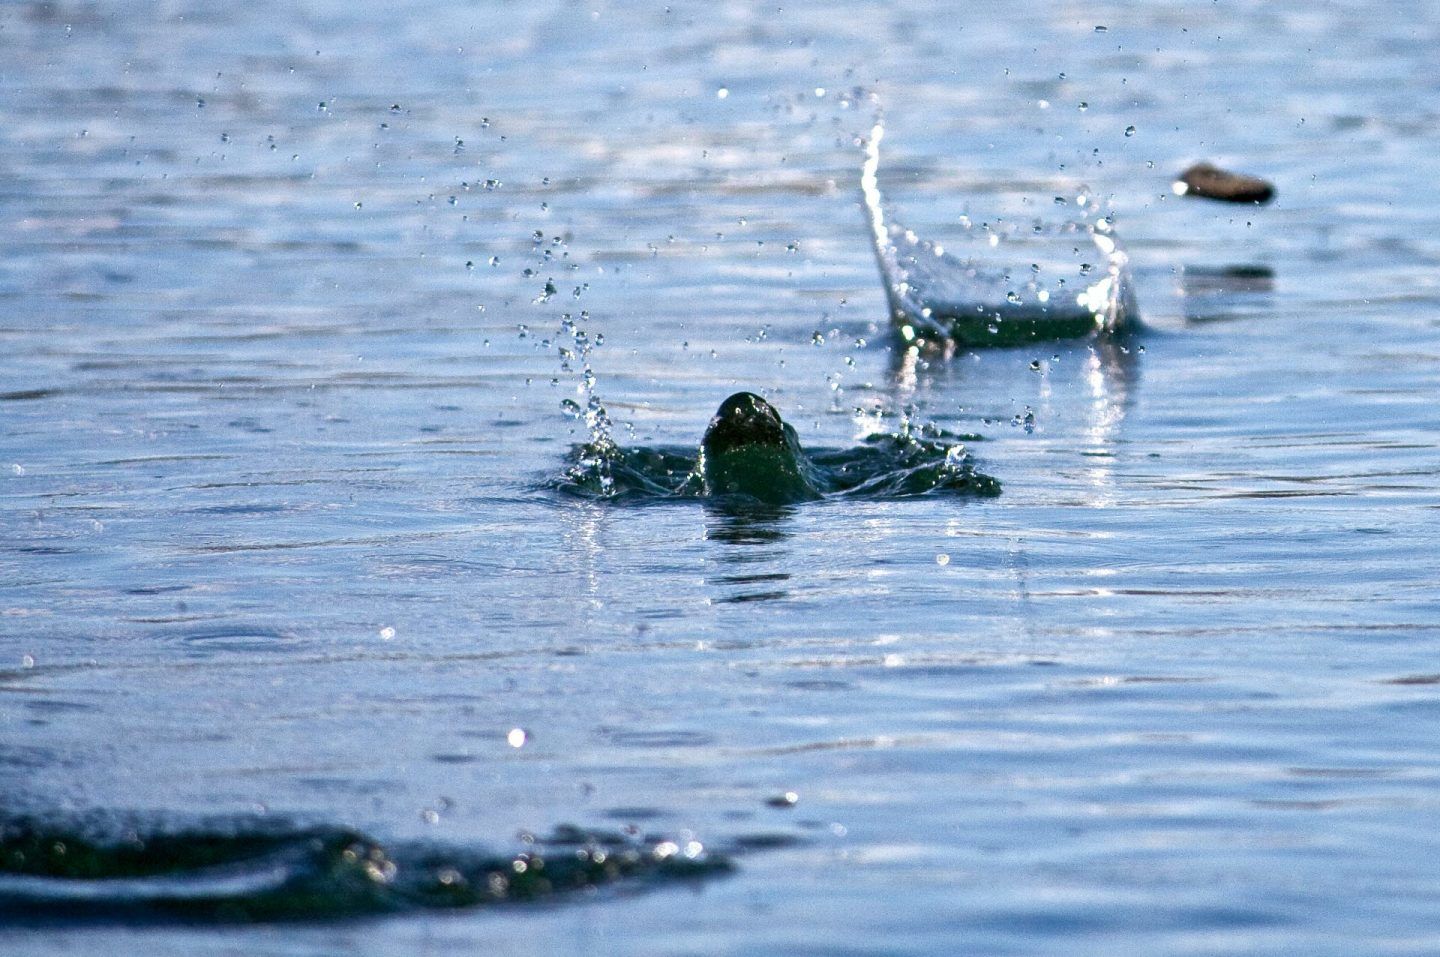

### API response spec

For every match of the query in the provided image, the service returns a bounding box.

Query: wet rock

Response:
[1174,162,1275,204]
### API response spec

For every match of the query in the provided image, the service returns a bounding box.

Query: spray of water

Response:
[861,115,1139,347]
[557,310,616,495]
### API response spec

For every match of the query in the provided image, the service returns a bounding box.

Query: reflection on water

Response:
[1179,264,1277,325]
[704,504,795,604]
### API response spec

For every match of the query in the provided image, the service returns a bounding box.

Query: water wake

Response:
[861,119,1139,347]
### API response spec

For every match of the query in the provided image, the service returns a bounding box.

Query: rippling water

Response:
[4,1,1440,953]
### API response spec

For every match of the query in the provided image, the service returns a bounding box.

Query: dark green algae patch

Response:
[554,393,1001,505]
[0,816,735,923]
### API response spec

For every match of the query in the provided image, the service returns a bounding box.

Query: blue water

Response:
[4,0,1440,952]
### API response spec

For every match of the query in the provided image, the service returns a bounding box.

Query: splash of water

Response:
[861,118,1139,348]
[553,428,999,504]
[0,815,731,923]
[557,310,617,495]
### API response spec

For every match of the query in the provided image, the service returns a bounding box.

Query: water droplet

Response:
[379,626,395,640]
[20,655,34,669]
[1006,291,1021,304]
[1094,24,1108,32]
[507,728,528,748]
[936,553,950,566]
[561,398,582,418]
[1077,101,1088,111]
[1125,125,1136,137]
[766,791,800,808]
[716,87,729,99]
[812,331,826,345]
[11,464,24,476]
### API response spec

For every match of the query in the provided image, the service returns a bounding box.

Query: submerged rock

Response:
[1174,162,1276,204]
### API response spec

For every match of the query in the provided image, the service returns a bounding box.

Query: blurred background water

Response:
[3,0,1440,953]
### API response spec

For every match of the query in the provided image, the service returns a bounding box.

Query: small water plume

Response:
[558,310,617,495]
[861,117,1139,348]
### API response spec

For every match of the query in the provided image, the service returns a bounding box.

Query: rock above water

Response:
[1174,162,1275,204]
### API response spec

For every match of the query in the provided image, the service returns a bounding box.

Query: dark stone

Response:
[1175,162,1275,204]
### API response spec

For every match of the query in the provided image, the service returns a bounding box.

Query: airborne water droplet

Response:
[1125,125,1136,137]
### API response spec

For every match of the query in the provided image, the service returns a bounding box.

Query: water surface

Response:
[4,1,1440,954]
